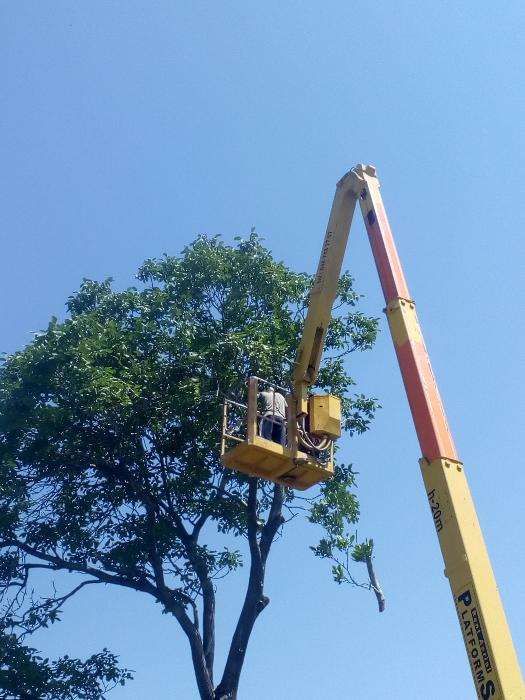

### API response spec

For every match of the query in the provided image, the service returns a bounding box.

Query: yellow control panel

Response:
[308,394,341,437]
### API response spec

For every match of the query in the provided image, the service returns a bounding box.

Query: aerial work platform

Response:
[219,164,523,697]
[221,435,332,490]
[220,376,334,490]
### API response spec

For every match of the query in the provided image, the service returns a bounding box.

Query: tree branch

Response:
[246,479,262,570]
[192,471,231,541]
[1,538,215,700]
[260,484,285,564]
[365,554,386,613]
[169,512,217,683]
[1,540,156,597]
[14,580,100,639]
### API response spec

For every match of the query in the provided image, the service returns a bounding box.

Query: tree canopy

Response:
[0,233,381,699]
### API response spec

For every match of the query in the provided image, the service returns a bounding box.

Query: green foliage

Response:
[0,624,132,700]
[0,232,380,697]
[352,538,374,563]
[308,463,375,588]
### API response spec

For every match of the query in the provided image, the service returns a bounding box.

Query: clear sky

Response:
[2,2,524,699]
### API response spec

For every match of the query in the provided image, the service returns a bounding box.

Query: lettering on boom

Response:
[426,488,443,533]
[314,231,333,288]
[456,588,497,699]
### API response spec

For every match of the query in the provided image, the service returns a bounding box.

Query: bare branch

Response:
[365,554,386,613]
[192,471,232,541]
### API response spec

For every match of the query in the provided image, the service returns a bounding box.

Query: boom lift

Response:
[221,164,524,699]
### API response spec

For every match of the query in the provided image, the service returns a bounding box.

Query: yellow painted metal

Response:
[420,458,524,699]
[220,377,334,490]
[292,177,359,412]
[385,298,422,345]
[220,436,333,491]
[286,394,299,459]
[308,394,341,437]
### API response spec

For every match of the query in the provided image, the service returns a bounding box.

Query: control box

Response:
[308,394,341,438]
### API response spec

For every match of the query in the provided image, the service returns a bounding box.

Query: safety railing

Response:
[221,376,334,467]
[220,377,290,455]
[221,398,247,455]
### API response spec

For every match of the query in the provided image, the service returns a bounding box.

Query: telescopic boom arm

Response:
[293,164,524,699]
[292,174,356,413]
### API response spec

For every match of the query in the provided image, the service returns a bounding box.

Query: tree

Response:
[0,233,382,699]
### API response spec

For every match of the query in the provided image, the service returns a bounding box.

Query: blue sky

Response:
[2,2,524,698]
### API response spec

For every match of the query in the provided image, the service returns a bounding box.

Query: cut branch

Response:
[365,554,386,613]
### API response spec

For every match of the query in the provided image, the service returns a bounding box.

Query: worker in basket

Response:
[258,388,287,445]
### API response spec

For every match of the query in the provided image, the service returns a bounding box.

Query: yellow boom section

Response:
[292,172,358,413]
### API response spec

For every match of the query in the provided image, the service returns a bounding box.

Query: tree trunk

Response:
[213,582,268,698]
[213,480,281,699]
